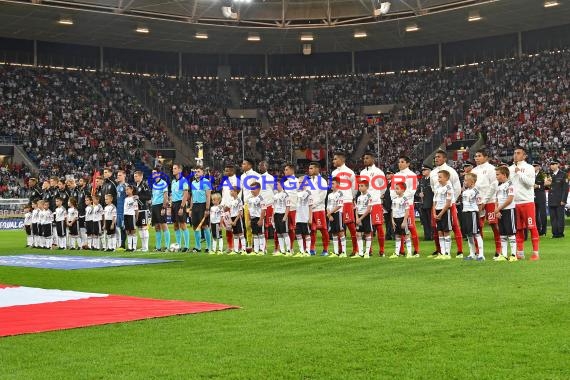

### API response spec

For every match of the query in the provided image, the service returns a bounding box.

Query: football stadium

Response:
[0,0,569,378]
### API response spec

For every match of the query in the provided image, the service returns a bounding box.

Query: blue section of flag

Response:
[0,255,178,270]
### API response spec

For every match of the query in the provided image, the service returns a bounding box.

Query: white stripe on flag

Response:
[0,287,108,308]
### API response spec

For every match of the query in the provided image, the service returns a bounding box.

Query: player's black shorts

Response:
[232,217,244,235]
[68,222,79,236]
[151,204,166,226]
[191,203,208,229]
[124,215,136,231]
[211,223,222,239]
[55,221,66,237]
[328,212,344,234]
[78,215,85,229]
[92,221,101,236]
[32,223,39,236]
[498,208,516,236]
[461,211,480,237]
[295,222,310,236]
[136,209,150,228]
[393,217,409,236]
[435,209,452,232]
[42,224,52,238]
[250,217,264,235]
[25,225,31,236]
[104,220,116,235]
[171,201,188,224]
[273,213,288,234]
[356,214,372,233]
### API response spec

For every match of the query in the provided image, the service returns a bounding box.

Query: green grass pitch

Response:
[1,225,569,379]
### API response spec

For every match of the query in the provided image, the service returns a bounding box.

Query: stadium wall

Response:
[0,24,569,76]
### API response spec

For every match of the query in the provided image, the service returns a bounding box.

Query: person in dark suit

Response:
[533,162,547,236]
[383,169,394,240]
[546,160,568,238]
[418,165,434,241]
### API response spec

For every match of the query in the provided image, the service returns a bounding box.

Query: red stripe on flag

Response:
[0,284,16,289]
[0,295,237,337]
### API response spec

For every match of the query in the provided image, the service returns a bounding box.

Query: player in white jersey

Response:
[331,151,358,255]
[246,182,267,255]
[228,186,247,255]
[221,164,239,252]
[209,194,224,254]
[31,201,41,247]
[123,184,139,252]
[494,166,518,261]
[433,170,454,259]
[352,181,373,259]
[430,150,464,257]
[473,149,501,255]
[360,153,387,256]
[92,195,104,250]
[241,158,261,251]
[272,180,292,255]
[293,181,313,257]
[390,182,413,258]
[283,164,299,247]
[461,173,485,261]
[103,194,117,251]
[390,156,420,255]
[67,197,80,250]
[327,177,346,257]
[307,162,330,256]
[258,161,279,252]
[54,197,67,250]
[509,146,540,260]
[23,204,32,248]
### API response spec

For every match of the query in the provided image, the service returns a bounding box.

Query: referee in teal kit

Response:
[190,166,212,253]
[151,168,170,252]
[171,163,190,252]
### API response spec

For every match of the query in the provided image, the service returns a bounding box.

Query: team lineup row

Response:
[22,146,558,262]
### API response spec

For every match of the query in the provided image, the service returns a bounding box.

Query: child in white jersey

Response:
[494,166,518,262]
[461,173,485,261]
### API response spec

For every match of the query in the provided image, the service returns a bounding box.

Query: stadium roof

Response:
[0,0,569,54]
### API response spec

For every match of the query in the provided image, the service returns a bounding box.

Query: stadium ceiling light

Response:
[58,18,74,25]
[195,32,208,39]
[405,23,419,32]
[247,33,261,41]
[468,11,482,22]
[135,27,149,34]
[300,33,314,41]
[544,1,559,7]
[354,31,367,38]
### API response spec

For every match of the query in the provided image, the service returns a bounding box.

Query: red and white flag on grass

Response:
[0,284,237,337]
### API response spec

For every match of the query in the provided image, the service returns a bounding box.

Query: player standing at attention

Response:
[390,156,420,256]
[258,161,278,253]
[115,170,127,251]
[352,180,373,259]
[282,164,299,250]
[103,194,117,252]
[31,201,40,248]
[171,163,190,252]
[134,171,151,252]
[360,153,387,256]
[209,193,224,254]
[246,182,267,255]
[327,177,346,258]
[54,197,67,250]
[430,150,463,258]
[433,170,454,260]
[293,179,313,257]
[331,152,358,255]
[123,184,139,252]
[240,158,261,251]
[228,186,247,255]
[494,167,518,261]
[272,180,291,256]
[390,182,413,259]
[221,164,239,252]
[509,147,540,260]
[67,197,80,250]
[461,173,485,261]
[308,162,329,256]
[84,196,94,250]
[150,168,170,252]
[190,166,212,252]
[23,204,32,248]
[472,149,501,256]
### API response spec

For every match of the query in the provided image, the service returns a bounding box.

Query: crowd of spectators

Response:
[0,163,30,198]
